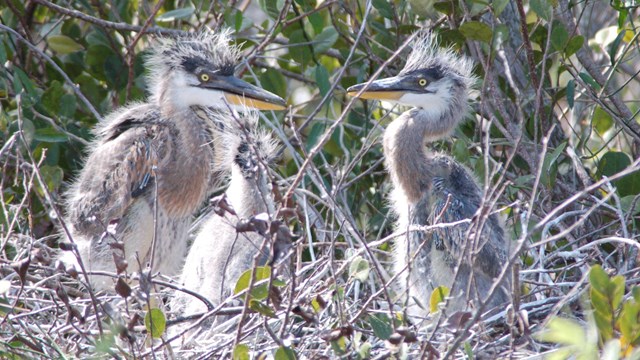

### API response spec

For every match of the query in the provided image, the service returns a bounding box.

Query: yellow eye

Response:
[418,78,428,86]
[200,73,210,82]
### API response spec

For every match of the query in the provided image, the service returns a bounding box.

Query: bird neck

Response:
[383,107,458,205]
[227,160,273,218]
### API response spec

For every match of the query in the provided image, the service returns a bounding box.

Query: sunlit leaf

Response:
[349,256,370,282]
[47,35,83,54]
[234,266,271,301]
[233,344,250,360]
[430,286,450,313]
[535,317,585,346]
[274,346,296,360]
[144,308,166,338]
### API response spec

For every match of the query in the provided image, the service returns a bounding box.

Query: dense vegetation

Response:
[1,0,640,358]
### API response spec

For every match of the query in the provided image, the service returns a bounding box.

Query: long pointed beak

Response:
[347,76,406,101]
[204,76,287,111]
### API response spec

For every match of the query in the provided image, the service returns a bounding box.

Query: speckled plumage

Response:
[171,110,279,333]
[59,31,248,290]
[374,34,512,318]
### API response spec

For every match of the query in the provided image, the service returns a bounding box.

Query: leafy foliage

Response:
[538,265,640,359]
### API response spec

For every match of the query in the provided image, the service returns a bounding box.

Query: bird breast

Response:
[155,124,214,218]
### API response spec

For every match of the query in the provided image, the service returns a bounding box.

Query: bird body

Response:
[60,31,285,291]
[348,34,511,318]
[172,110,278,329]
[60,103,217,289]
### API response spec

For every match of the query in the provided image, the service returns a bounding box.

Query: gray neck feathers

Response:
[383,88,467,204]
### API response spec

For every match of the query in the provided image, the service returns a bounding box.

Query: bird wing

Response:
[430,184,507,279]
[66,104,172,235]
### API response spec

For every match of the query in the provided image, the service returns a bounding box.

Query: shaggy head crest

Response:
[401,32,475,91]
[146,30,240,96]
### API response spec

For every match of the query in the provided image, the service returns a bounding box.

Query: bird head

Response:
[147,31,286,112]
[347,33,474,119]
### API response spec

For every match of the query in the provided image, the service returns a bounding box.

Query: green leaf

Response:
[565,35,584,57]
[315,65,331,97]
[610,275,625,310]
[144,308,166,338]
[593,106,613,135]
[233,10,254,33]
[372,0,394,19]
[289,30,313,66]
[589,265,610,294]
[259,68,287,100]
[459,21,493,43]
[430,286,450,313]
[156,7,195,22]
[233,344,250,360]
[566,80,575,109]
[591,290,611,318]
[493,0,509,16]
[42,81,63,114]
[260,0,283,19]
[369,314,393,340]
[530,0,552,21]
[597,151,631,179]
[274,346,296,360]
[249,300,277,318]
[579,72,601,91]
[308,12,324,35]
[59,94,77,119]
[357,342,372,359]
[609,30,627,64]
[633,287,640,303]
[348,256,370,282]
[551,22,569,52]
[541,142,566,188]
[34,128,68,143]
[234,266,271,301]
[47,35,83,54]
[433,1,455,15]
[39,165,64,193]
[619,302,640,343]
[535,317,585,346]
[620,196,640,216]
[14,68,39,101]
[313,27,339,55]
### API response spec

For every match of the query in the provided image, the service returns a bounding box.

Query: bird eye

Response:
[200,73,210,82]
[418,78,428,86]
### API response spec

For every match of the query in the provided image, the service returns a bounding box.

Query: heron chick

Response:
[171,108,284,338]
[348,34,511,318]
[59,31,286,291]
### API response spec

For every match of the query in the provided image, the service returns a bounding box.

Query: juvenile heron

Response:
[347,34,511,317]
[59,31,286,291]
[171,109,279,332]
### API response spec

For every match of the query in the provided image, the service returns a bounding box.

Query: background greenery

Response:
[1,0,640,358]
